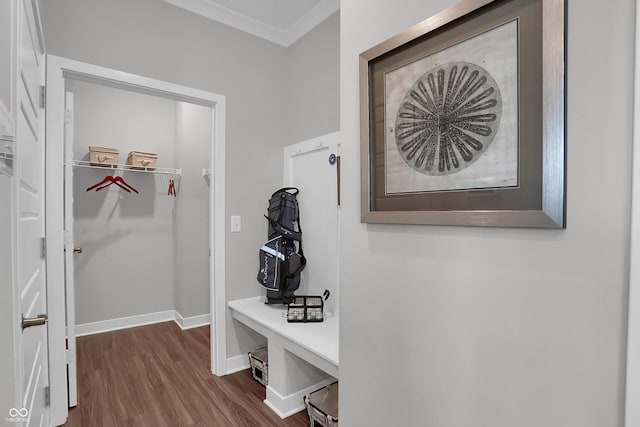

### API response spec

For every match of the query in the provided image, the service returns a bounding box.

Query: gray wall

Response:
[39,0,340,357]
[284,11,340,145]
[70,82,213,324]
[339,0,632,426]
[70,80,177,324]
[174,102,211,318]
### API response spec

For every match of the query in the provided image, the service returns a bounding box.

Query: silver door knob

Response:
[21,313,48,330]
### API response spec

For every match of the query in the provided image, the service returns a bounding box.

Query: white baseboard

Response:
[174,312,211,330]
[265,378,334,419]
[226,354,250,375]
[75,310,211,336]
[75,310,176,337]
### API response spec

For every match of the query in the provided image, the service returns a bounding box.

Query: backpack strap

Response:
[264,215,302,241]
[295,245,306,275]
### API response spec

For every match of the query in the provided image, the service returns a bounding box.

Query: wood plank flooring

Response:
[64,322,310,427]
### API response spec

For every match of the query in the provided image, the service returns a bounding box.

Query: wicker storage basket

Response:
[248,347,268,386]
[305,382,339,426]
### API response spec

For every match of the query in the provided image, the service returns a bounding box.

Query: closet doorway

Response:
[45,56,227,425]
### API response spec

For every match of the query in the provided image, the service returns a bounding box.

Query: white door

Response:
[63,91,78,408]
[14,0,49,425]
[283,132,340,313]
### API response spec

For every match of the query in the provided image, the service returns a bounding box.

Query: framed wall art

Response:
[359,0,566,228]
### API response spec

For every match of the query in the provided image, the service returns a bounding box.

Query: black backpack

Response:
[257,188,306,304]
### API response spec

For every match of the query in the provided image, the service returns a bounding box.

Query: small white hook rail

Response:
[72,160,182,176]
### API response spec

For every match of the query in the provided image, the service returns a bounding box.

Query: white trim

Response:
[264,379,334,419]
[45,54,69,427]
[285,0,340,47]
[174,312,211,330]
[226,354,250,375]
[162,0,338,47]
[74,310,211,337]
[63,91,78,407]
[626,1,640,424]
[45,55,227,426]
[210,80,227,377]
[74,311,176,337]
[9,4,19,417]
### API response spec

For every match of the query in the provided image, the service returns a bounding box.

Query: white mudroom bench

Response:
[228,296,338,418]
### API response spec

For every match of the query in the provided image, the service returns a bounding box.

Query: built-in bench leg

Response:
[264,336,335,418]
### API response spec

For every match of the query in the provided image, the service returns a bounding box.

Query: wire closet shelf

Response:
[71,160,182,176]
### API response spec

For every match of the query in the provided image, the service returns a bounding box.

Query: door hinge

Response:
[39,85,46,109]
[44,386,50,407]
[40,237,46,259]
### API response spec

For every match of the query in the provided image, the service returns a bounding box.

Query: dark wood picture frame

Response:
[359,0,566,228]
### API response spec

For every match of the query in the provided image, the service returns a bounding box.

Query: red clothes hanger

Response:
[86,175,138,194]
[113,176,139,193]
[85,175,113,192]
[94,176,131,193]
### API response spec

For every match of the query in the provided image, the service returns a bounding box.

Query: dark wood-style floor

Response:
[64,322,310,427]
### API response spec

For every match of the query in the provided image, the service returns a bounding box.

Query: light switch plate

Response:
[231,215,241,232]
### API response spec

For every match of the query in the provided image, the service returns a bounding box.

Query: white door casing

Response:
[283,132,340,313]
[14,0,49,426]
[1,0,17,421]
[625,1,640,425]
[63,91,78,408]
[45,56,227,425]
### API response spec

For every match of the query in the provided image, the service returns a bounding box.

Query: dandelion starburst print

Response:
[394,62,502,176]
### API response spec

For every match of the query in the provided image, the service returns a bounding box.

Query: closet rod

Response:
[72,160,182,176]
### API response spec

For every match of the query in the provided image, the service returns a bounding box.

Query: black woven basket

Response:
[286,290,330,323]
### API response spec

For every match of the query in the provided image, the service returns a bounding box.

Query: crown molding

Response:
[163,0,339,47]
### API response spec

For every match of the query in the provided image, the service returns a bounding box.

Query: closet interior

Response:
[68,79,212,334]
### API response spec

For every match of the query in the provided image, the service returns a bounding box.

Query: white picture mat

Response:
[384,19,519,194]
